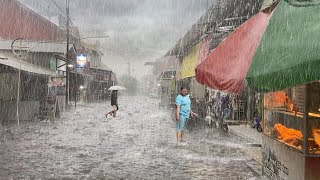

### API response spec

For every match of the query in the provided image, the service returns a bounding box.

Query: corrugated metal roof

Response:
[165,0,264,56]
[0,0,65,41]
[0,39,72,53]
[0,51,56,76]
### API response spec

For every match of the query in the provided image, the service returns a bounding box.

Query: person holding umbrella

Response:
[106,90,118,118]
[105,85,125,118]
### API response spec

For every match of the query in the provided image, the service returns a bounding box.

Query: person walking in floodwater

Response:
[175,87,194,146]
[106,90,118,118]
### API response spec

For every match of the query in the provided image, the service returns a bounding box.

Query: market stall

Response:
[262,82,320,179]
[195,0,320,179]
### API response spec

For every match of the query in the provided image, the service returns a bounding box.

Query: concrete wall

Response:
[0,73,18,101]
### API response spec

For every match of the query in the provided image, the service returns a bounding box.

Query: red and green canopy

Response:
[196,0,320,93]
[247,0,320,92]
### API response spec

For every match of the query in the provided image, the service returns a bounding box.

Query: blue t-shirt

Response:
[176,94,191,118]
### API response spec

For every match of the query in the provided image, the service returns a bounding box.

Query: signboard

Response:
[181,43,200,79]
[76,54,88,68]
[49,56,57,71]
[262,135,304,180]
[49,76,65,87]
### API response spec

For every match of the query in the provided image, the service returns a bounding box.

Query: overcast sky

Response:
[19,0,216,79]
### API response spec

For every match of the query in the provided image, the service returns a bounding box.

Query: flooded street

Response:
[1,0,320,179]
[0,96,261,179]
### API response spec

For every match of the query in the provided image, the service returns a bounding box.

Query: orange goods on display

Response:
[265,91,286,108]
[313,129,320,146]
[274,123,303,148]
[275,92,286,103]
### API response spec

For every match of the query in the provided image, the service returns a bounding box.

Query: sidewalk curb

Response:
[229,126,263,176]
[229,126,262,145]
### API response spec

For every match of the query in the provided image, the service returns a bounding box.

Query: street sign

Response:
[76,54,88,68]
[11,38,29,57]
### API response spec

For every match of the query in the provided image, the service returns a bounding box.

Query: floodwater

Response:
[0,96,261,179]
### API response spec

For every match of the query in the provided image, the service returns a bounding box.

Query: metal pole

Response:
[11,38,29,126]
[65,0,70,109]
[16,39,26,126]
[74,72,77,108]
[16,51,21,126]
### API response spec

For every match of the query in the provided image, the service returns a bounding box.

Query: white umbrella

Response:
[108,85,126,91]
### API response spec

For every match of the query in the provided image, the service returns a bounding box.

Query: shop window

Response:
[307,82,320,154]
[263,86,305,152]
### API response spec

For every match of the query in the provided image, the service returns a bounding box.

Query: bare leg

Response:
[176,132,180,145]
[105,111,112,117]
[113,111,117,117]
[181,131,184,141]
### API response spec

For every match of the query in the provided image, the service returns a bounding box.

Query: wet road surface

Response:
[0,96,261,179]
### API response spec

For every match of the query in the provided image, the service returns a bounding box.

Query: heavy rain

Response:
[1,0,320,179]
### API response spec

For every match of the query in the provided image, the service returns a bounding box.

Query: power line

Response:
[44,0,75,25]
[46,0,66,15]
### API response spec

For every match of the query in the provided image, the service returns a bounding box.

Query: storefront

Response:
[245,2,320,178]
[195,1,320,179]
[88,67,113,101]
[0,53,57,123]
[262,82,320,179]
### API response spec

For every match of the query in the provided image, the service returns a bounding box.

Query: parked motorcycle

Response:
[251,116,262,132]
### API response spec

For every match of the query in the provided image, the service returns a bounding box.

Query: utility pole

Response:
[65,0,70,109]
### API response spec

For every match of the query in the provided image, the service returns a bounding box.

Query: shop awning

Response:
[0,52,56,76]
[195,8,274,93]
[0,40,71,53]
[196,1,320,93]
[247,1,320,92]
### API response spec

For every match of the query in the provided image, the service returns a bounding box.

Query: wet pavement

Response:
[1,96,262,179]
[228,125,263,174]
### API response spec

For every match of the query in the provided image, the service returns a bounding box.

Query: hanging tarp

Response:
[181,43,200,79]
[195,9,273,93]
[247,0,320,92]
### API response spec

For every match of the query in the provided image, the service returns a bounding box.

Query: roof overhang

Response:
[0,51,56,76]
